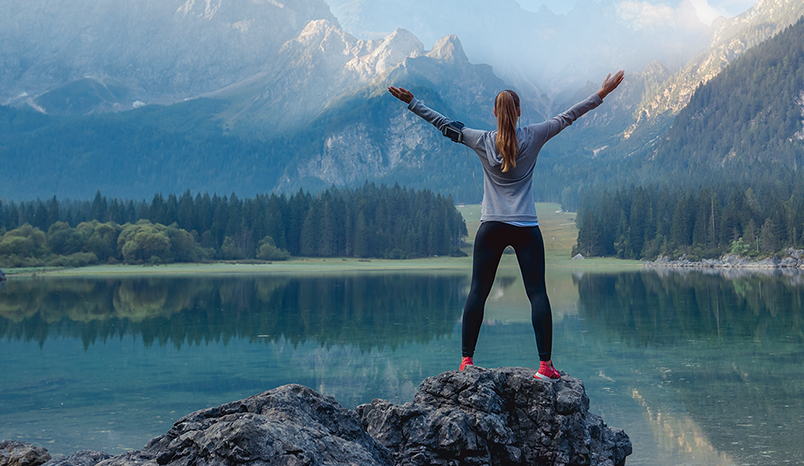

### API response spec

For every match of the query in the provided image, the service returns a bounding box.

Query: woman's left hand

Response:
[597,70,625,100]
[388,86,414,104]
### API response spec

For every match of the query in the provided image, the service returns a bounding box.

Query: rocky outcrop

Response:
[7,368,630,466]
[98,384,393,466]
[358,367,630,466]
[0,440,51,466]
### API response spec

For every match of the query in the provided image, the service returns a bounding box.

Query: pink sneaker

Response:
[459,356,474,371]
[534,360,560,381]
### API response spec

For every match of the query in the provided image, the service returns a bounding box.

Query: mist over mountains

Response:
[1,0,803,203]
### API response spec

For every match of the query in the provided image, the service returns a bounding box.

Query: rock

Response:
[780,257,798,268]
[99,384,393,466]
[7,370,631,466]
[0,440,51,466]
[357,366,631,466]
[42,451,111,466]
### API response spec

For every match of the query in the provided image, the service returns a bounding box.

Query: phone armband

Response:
[442,121,465,144]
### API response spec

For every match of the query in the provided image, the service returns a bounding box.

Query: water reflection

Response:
[0,274,467,350]
[1,269,802,464]
[576,270,803,346]
[574,270,804,465]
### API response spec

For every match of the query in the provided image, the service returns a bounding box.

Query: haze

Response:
[326,0,760,97]
[521,0,757,21]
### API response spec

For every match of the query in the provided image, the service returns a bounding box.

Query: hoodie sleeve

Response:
[407,97,492,153]
[407,97,454,133]
[536,93,603,144]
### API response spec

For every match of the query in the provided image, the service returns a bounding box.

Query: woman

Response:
[388,70,624,380]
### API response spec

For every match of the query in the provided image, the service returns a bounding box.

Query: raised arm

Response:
[538,70,625,142]
[388,86,456,134]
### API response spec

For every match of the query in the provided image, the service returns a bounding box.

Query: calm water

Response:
[1,265,803,465]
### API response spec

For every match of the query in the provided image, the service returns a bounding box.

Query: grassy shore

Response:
[4,203,640,277]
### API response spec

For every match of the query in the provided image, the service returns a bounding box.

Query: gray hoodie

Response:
[407,93,602,224]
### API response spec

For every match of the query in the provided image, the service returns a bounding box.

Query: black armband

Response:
[442,121,465,144]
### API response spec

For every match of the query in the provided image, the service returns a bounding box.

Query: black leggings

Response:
[462,221,553,361]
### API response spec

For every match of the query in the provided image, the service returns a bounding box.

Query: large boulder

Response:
[99,384,393,466]
[0,440,51,466]
[357,366,631,466]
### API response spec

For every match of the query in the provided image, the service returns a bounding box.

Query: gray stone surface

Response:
[99,384,393,466]
[0,440,51,466]
[357,366,631,466]
[43,451,111,466]
[647,250,804,269]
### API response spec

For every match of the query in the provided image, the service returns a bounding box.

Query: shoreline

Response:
[1,255,643,278]
[644,250,804,270]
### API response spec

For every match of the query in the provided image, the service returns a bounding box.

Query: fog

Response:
[325,0,759,98]
[520,0,756,19]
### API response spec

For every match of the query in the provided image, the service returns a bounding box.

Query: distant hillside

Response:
[645,15,804,183]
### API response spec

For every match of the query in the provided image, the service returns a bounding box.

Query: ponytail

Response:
[495,90,520,172]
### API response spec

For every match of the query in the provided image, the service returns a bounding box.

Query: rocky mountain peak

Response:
[360,28,425,74]
[426,34,467,63]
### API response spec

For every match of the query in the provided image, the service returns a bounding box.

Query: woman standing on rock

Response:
[388,70,624,380]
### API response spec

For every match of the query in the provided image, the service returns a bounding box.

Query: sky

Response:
[520,0,758,25]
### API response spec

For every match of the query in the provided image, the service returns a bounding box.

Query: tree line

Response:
[573,182,804,260]
[0,183,467,267]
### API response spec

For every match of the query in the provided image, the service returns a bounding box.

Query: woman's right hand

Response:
[388,86,414,104]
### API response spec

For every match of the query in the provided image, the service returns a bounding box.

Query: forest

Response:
[0,183,467,267]
[573,181,804,260]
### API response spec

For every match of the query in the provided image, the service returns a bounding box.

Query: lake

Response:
[1,263,802,465]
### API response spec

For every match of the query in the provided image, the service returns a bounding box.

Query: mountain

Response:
[209,21,508,136]
[624,0,804,139]
[0,18,509,201]
[2,0,803,206]
[0,0,337,112]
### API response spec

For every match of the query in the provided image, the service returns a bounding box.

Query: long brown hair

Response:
[495,89,520,172]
